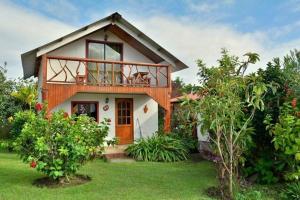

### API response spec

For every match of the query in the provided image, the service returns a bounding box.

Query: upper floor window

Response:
[86,40,123,84]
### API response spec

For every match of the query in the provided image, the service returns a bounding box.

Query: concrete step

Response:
[103,145,130,160]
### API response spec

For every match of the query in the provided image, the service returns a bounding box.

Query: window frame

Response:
[85,39,124,61]
[71,101,99,122]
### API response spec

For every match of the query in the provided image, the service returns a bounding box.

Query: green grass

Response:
[0,152,217,200]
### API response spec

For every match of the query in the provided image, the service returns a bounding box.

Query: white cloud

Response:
[129,15,300,84]
[0,0,74,78]
[1,1,300,86]
[187,0,235,13]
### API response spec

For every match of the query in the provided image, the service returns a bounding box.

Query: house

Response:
[21,12,188,145]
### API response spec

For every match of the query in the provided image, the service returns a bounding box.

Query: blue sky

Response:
[1,0,300,83]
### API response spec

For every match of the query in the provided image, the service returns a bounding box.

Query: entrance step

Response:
[108,158,135,163]
[103,145,130,160]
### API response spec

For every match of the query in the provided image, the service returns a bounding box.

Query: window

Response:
[117,101,132,125]
[86,40,123,84]
[71,102,98,122]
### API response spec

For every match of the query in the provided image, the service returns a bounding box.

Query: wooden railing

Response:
[46,56,169,88]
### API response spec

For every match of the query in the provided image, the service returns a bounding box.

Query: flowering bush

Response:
[16,105,109,181]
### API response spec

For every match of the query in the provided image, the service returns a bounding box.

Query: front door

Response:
[115,98,133,144]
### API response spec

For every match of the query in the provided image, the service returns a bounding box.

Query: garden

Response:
[1,49,300,199]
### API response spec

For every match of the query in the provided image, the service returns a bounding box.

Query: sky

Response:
[1,0,300,83]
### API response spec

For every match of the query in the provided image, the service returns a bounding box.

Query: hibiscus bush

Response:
[16,104,109,181]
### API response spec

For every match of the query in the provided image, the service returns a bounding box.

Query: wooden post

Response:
[41,54,50,113]
[164,65,172,133]
[112,63,115,86]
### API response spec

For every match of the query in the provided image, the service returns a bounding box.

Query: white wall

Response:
[51,93,158,141]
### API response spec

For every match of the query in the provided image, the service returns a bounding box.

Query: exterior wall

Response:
[51,93,158,141]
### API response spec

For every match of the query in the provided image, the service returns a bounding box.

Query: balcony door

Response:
[86,40,122,85]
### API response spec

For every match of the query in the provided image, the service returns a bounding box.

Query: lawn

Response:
[0,152,217,200]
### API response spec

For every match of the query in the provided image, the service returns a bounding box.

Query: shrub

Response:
[281,182,300,200]
[169,132,198,152]
[125,134,188,162]
[265,101,300,181]
[16,109,109,181]
[10,110,35,139]
[235,190,263,200]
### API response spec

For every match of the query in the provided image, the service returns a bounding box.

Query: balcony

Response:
[46,56,170,88]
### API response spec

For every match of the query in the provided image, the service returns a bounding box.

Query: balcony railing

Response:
[46,56,169,88]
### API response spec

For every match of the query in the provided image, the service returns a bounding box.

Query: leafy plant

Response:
[106,137,119,147]
[169,131,198,152]
[281,182,300,200]
[10,110,35,140]
[186,49,273,199]
[243,50,300,184]
[0,63,23,128]
[16,106,109,181]
[125,134,188,162]
[235,190,263,200]
[265,101,300,181]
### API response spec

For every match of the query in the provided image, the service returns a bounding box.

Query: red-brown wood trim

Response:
[71,101,99,122]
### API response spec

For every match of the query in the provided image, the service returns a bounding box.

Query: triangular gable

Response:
[21,12,188,78]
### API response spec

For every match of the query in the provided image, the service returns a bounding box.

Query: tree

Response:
[0,63,22,128]
[189,49,272,199]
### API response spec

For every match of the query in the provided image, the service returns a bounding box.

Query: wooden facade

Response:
[41,55,172,131]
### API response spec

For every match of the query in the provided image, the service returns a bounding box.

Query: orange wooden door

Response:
[115,98,133,144]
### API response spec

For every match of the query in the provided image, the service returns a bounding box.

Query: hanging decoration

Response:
[103,105,109,111]
[143,105,148,113]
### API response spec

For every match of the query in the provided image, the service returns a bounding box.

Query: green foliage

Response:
[265,102,300,181]
[243,50,300,184]
[11,78,37,110]
[171,98,198,152]
[235,190,263,200]
[190,49,272,199]
[125,134,189,162]
[0,63,23,128]
[106,137,119,147]
[169,132,198,152]
[10,110,35,140]
[281,182,300,200]
[16,109,109,180]
[243,155,283,184]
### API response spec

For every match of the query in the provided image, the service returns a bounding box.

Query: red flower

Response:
[30,161,37,168]
[63,112,69,118]
[35,103,43,111]
[292,98,297,108]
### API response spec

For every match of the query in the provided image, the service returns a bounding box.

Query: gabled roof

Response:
[21,12,189,78]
